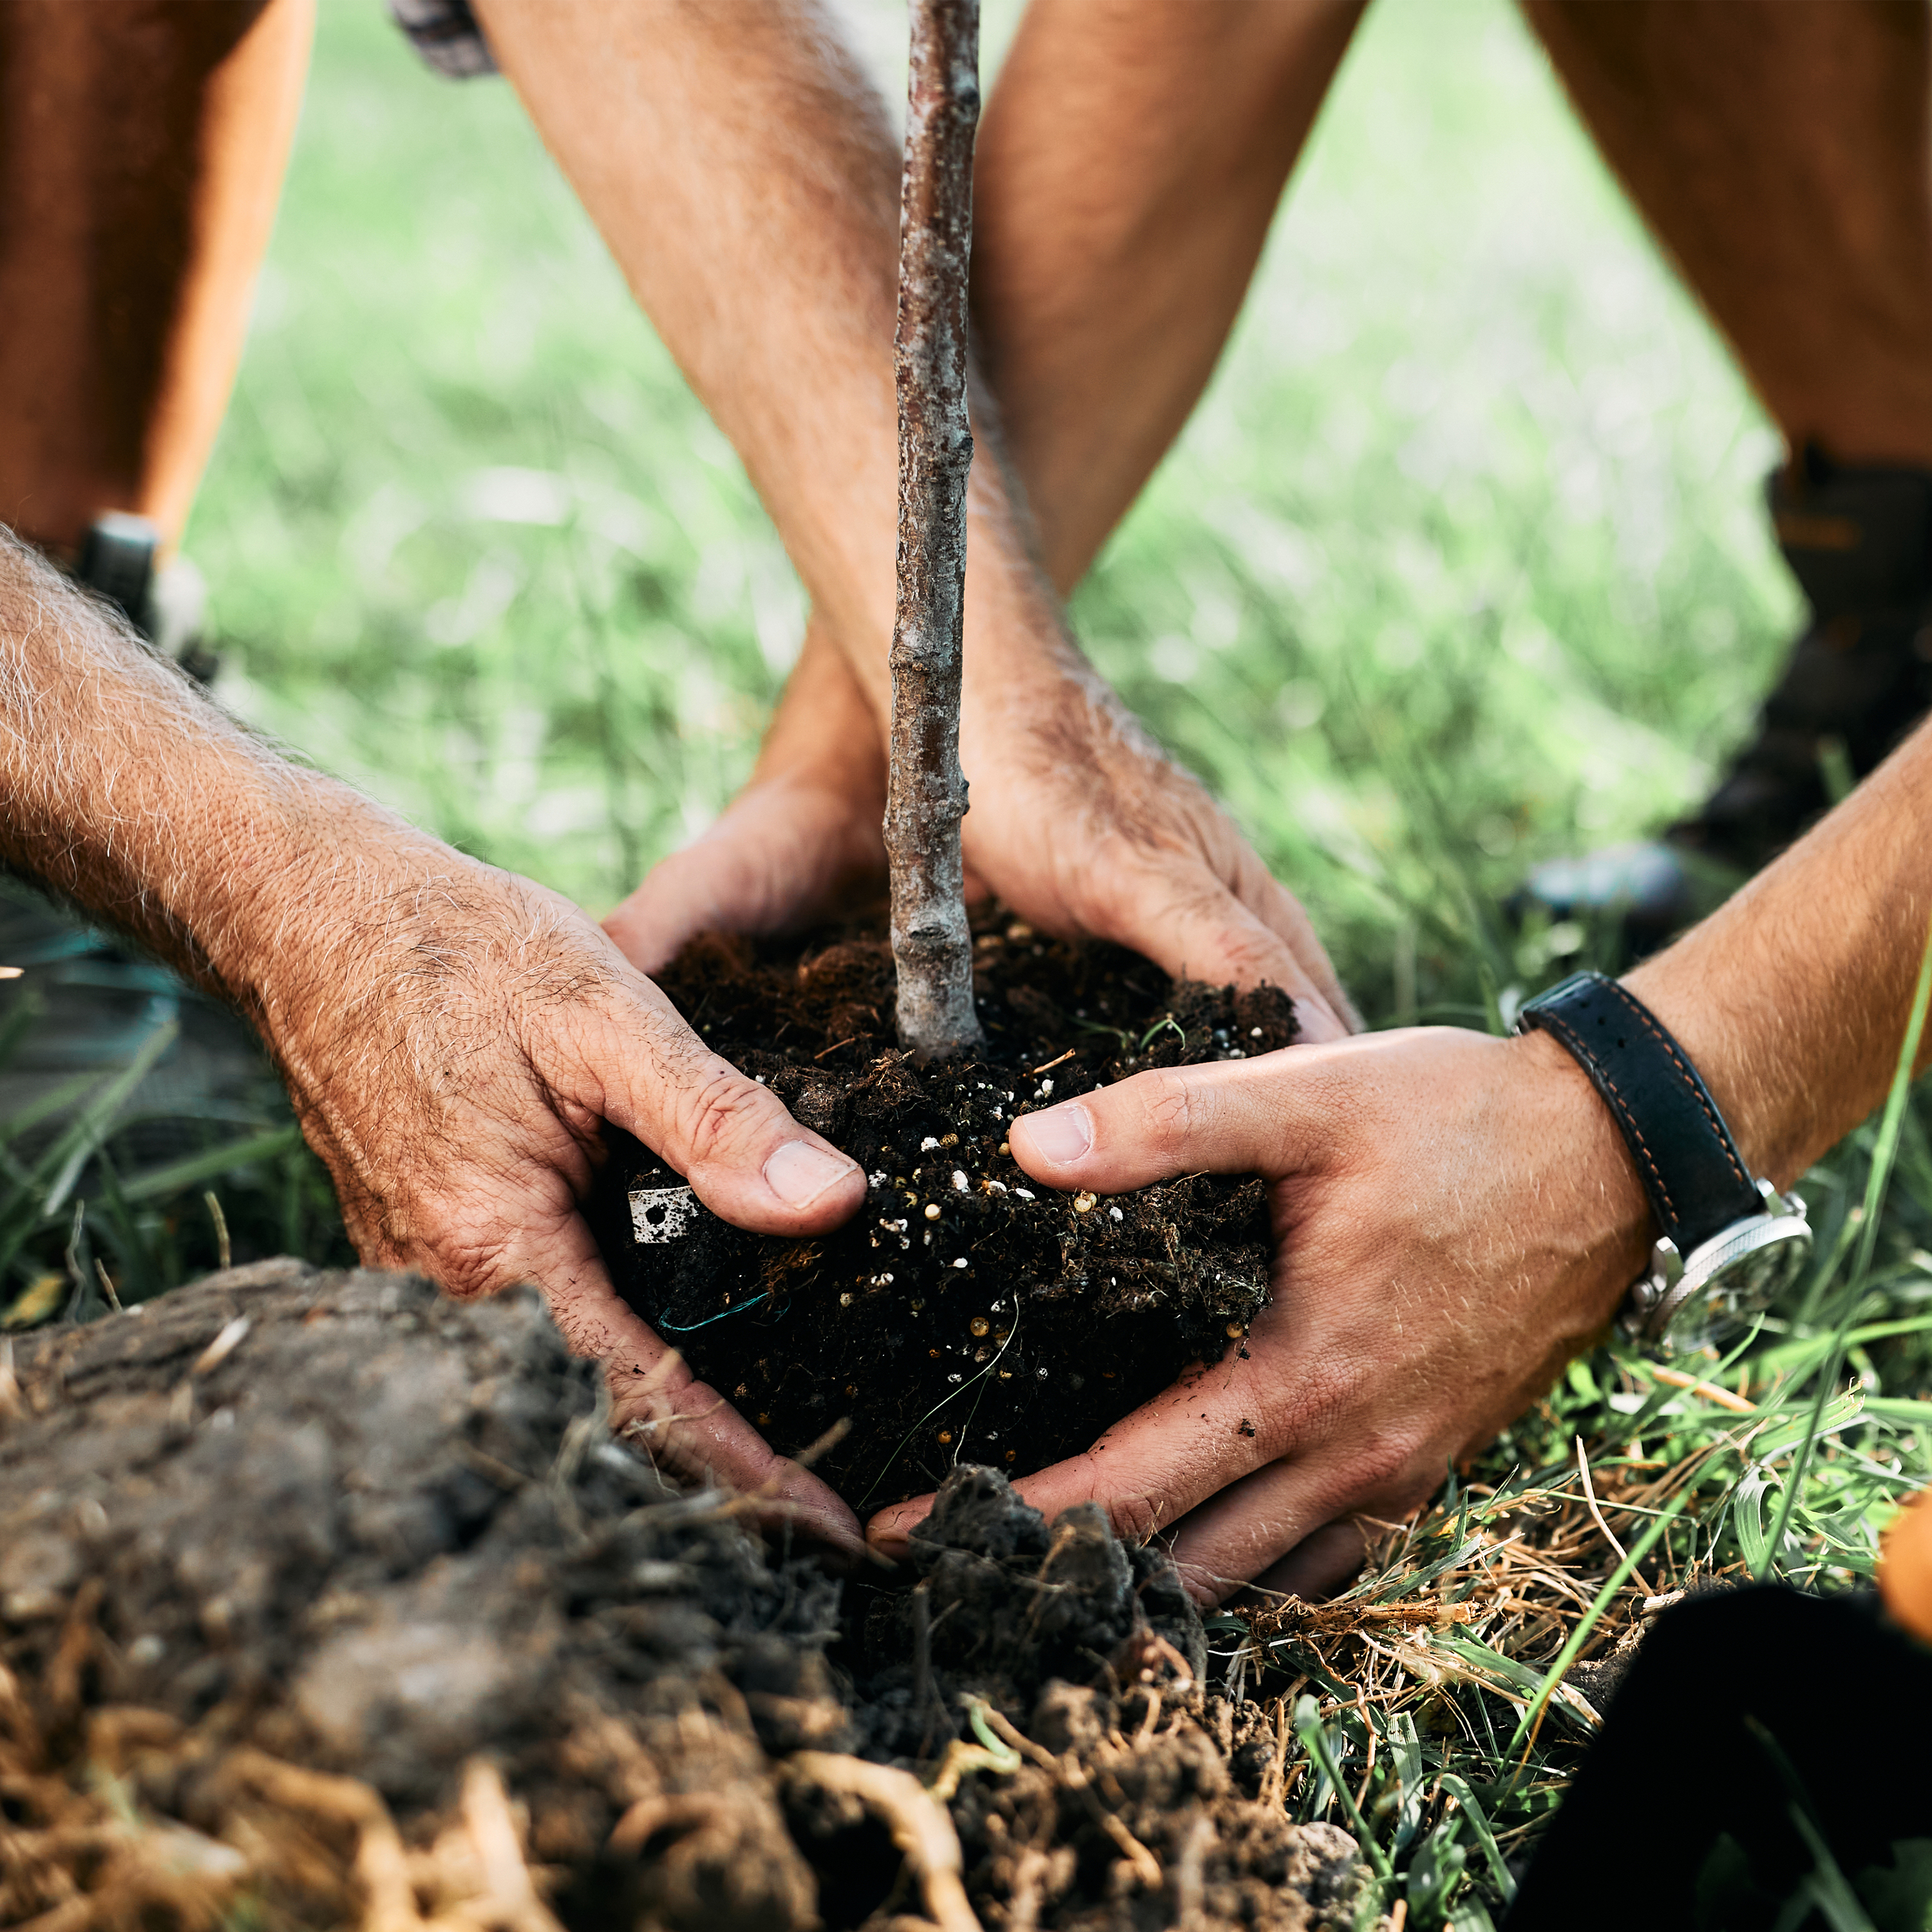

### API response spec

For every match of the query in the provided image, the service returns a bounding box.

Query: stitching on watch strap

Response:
[1593,978,1749,1190]
[1519,970,1763,1255]
[1528,1005,1681,1232]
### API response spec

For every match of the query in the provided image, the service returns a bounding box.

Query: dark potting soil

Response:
[0,1267,1376,1931]
[588,918,1296,1507]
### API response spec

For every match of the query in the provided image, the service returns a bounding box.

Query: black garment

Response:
[1507,1586,1932,1931]
[1675,446,1932,875]
[388,0,496,79]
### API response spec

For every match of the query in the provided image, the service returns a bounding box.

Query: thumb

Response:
[1008,1053,1321,1195]
[580,980,866,1235]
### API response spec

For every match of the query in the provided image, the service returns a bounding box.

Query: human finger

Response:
[1007,1046,1336,1194]
[1160,1459,1361,1604]
[605,1345,867,1562]
[1233,853,1362,1037]
[1142,886,1349,1045]
[1248,1522,1371,1602]
[1054,849,1349,1043]
[864,1348,1274,1560]
[603,775,887,978]
[571,976,867,1235]
[484,1204,867,1558]
[1168,1448,1437,1604]
[604,842,757,979]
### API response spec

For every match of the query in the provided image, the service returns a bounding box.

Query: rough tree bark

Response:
[884,0,985,1059]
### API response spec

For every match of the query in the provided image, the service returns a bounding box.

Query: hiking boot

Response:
[1520,445,1932,959]
[75,512,217,682]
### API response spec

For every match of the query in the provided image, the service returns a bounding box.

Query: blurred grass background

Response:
[188,0,1794,1016]
[6,5,1927,1919]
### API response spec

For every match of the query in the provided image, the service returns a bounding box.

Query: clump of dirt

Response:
[0,1267,1376,1931]
[829,1465,1376,1930]
[0,1263,842,1931]
[589,920,1296,1506]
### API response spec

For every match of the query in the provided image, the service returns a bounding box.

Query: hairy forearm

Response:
[473,0,1076,724]
[0,533,449,1021]
[1630,715,1932,1183]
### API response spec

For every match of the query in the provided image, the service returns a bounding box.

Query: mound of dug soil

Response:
[0,1266,1376,1931]
[589,921,1294,1506]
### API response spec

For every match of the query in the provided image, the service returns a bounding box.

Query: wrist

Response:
[1515,971,1818,1347]
[956,635,1127,779]
[198,768,479,1031]
[1508,1024,1655,1322]
[1620,952,1791,1186]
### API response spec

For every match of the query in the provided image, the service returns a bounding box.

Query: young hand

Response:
[869,1024,1648,1598]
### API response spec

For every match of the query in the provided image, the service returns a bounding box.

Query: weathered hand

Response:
[868,1025,1651,1600]
[260,839,869,1557]
[605,762,889,980]
[605,617,904,976]
[958,667,1358,1041]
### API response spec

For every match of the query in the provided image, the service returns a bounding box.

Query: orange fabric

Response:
[1879,1486,1932,1644]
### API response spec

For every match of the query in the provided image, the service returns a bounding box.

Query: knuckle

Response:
[1288,1356,1373,1444]
[406,1202,524,1301]
[676,1063,776,1164]
[1138,1073,1196,1159]
[1331,1416,1430,1505]
[1106,1490,1166,1546]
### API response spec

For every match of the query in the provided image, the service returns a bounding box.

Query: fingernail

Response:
[764,1139,858,1209]
[1017,1102,1092,1166]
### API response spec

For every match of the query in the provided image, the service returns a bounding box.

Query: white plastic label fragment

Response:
[629,1186,698,1245]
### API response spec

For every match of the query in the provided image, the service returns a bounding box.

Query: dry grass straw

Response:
[2,1578,597,1932]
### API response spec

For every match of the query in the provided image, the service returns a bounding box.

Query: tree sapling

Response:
[883,0,984,1061]
[593,0,1282,1504]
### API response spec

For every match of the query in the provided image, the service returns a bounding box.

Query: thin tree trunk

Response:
[884,0,984,1059]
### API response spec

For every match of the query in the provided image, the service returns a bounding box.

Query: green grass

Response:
[3,1,1926,1921]
[1251,1106,1932,1926]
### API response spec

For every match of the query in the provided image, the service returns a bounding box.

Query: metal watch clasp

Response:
[1620,1179,1812,1350]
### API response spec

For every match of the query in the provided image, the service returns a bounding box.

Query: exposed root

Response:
[788,1752,981,1932]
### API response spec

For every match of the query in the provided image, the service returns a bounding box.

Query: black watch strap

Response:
[1516,971,1763,1255]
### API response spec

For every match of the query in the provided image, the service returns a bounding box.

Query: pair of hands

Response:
[277,639,1640,1598]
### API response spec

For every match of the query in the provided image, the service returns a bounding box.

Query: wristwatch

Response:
[1515,971,1811,1350]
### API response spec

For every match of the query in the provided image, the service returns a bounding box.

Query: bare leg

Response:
[0,0,312,560]
[1524,0,1932,467]
[1509,0,1932,896]
[974,0,1366,591]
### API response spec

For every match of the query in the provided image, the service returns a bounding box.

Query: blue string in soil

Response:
[657,1291,790,1335]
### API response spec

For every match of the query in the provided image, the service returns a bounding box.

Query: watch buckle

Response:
[1620,1181,1812,1349]
[1624,1236,1683,1340]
